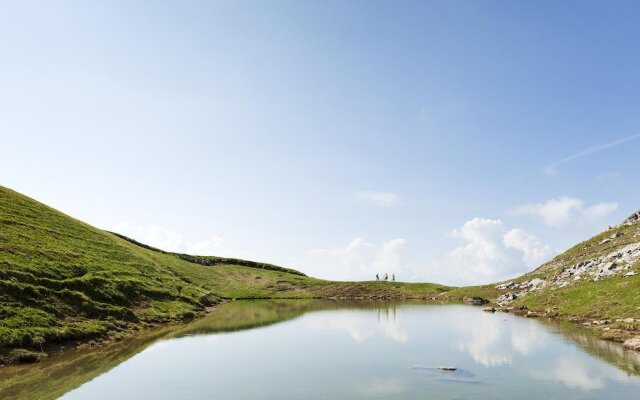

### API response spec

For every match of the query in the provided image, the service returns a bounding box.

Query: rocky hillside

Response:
[489,210,640,346]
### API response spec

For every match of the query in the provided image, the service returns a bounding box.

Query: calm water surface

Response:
[3,301,640,399]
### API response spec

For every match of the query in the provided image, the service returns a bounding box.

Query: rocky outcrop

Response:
[496,292,518,306]
[621,210,640,226]
[463,296,489,305]
[494,243,640,305]
[623,337,640,352]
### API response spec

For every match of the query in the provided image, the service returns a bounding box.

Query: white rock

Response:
[624,337,640,351]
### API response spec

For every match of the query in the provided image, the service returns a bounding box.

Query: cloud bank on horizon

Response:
[114,192,619,286]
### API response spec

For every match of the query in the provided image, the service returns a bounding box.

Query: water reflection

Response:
[0,301,639,400]
[454,311,548,366]
[528,355,636,391]
[306,305,408,343]
[356,378,406,396]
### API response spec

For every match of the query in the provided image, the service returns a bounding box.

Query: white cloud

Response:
[372,239,406,272]
[356,191,400,206]
[308,219,551,285]
[433,218,512,284]
[113,222,225,256]
[425,218,552,285]
[583,202,619,221]
[511,196,618,228]
[309,237,405,280]
[503,229,553,267]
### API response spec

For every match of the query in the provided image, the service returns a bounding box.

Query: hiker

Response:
[384,273,388,281]
[392,274,395,282]
[376,273,379,281]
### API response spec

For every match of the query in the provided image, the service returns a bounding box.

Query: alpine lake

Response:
[1,301,639,400]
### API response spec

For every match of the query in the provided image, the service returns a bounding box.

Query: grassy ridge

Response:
[110,231,307,276]
[3,182,638,362]
[0,186,450,361]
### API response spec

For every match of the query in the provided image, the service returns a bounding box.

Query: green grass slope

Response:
[485,215,640,341]
[0,186,449,362]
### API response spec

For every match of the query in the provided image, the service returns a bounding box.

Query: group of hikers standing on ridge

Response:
[375,273,395,282]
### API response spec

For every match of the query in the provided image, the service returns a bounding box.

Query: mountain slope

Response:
[0,186,449,363]
[489,211,640,342]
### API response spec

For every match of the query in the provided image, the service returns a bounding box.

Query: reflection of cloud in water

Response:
[456,313,548,366]
[378,307,408,343]
[356,378,406,396]
[529,355,635,391]
[510,324,540,356]
[306,307,407,343]
[530,356,604,390]
[327,314,374,343]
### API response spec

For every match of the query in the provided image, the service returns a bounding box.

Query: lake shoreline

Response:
[3,296,639,368]
[4,301,639,400]
[501,306,640,347]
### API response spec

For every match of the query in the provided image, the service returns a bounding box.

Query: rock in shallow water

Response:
[623,337,640,352]
[463,297,488,305]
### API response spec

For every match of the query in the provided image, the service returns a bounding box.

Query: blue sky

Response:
[2,1,639,285]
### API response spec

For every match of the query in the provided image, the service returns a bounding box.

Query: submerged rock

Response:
[411,365,457,372]
[623,337,640,352]
[463,297,489,305]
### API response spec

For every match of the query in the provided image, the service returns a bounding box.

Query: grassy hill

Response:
[0,186,449,363]
[482,212,640,342]
[2,184,638,363]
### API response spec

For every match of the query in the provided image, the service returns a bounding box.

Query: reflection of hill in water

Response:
[0,326,175,400]
[176,299,341,336]
[550,320,640,376]
[1,300,639,400]
[0,300,406,400]
[175,299,415,337]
